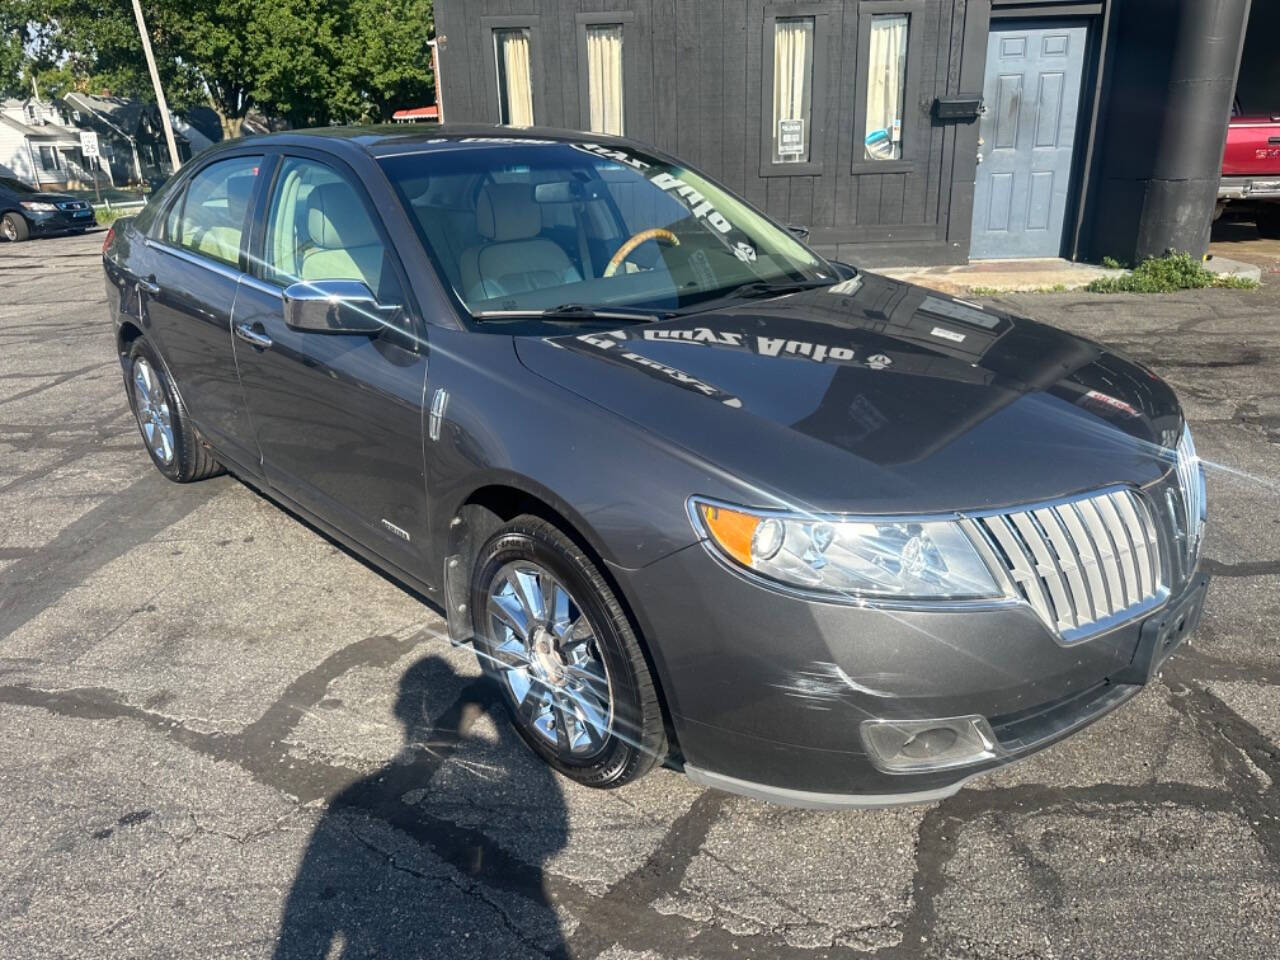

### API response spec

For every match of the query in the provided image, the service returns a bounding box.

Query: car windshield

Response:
[379,139,834,318]
[0,176,38,194]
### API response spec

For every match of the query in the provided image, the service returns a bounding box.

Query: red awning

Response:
[391,106,439,121]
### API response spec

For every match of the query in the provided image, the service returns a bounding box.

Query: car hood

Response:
[513,272,1184,514]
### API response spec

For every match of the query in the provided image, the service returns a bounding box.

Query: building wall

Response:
[435,0,989,264]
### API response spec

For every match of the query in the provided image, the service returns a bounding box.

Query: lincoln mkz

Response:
[101,127,1208,807]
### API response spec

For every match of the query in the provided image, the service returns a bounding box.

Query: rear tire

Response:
[1256,204,1280,239]
[2,212,29,242]
[125,339,224,483]
[470,515,666,788]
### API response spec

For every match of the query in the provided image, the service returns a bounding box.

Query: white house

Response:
[0,98,101,191]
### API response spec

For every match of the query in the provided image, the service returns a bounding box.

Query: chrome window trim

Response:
[144,236,245,283]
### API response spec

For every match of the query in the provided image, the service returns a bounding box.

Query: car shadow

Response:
[272,653,570,958]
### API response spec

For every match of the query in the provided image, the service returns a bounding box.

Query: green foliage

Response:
[1084,252,1259,293]
[1099,255,1124,270]
[19,0,435,136]
[1,1,39,99]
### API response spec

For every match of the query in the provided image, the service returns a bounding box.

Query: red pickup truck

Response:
[1218,105,1280,237]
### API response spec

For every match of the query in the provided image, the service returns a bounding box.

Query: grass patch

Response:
[93,206,138,228]
[1085,252,1257,293]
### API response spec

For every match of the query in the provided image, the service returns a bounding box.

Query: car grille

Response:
[963,487,1167,643]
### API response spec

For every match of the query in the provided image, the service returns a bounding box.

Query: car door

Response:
[231,151,430,574]
[139,153,265,470]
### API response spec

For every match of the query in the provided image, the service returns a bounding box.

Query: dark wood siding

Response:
[435,0,988,263]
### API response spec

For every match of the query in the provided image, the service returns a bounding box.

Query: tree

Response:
[23,0,437,136]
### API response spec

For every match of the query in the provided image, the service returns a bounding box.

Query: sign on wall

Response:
[777,118,805,157]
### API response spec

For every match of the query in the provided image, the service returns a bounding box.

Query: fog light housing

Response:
[861,715,999,773]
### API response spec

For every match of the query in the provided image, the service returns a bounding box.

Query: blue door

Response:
[971,23,1088,259]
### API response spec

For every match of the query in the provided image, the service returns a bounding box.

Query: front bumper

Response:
[1219,176,1280,200]
[26,207,96,234]
[615,541,1208,808]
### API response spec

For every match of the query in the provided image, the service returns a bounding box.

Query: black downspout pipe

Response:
[1086,0,1251,263]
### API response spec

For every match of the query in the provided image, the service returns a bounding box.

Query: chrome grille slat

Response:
[1175,427,1206,573]
[1010,512,1076,631]
[982,515,1056,628]
[1095,495,1139,606]
[1055,503,1108,620]
[1112,491,1154,598]
[1075,499,1126,615]
[1033,507,1093,626]
[969,488,1167,642]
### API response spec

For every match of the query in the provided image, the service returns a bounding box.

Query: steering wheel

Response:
[603,228,680,278]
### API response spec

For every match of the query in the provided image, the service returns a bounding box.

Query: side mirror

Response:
[282,279,399,334]
[787,224,810,241]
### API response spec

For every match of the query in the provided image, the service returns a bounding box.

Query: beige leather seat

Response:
[459,183,580,301]
[299,182,386,295]
[189,173,254,263]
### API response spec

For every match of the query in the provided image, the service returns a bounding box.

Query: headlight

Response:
[20,201,57,212]
[690,498,1002,600]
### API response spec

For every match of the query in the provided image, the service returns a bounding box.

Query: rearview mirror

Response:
[282,280,398,334]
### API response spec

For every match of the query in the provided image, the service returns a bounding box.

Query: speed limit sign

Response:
[79,130,99,158]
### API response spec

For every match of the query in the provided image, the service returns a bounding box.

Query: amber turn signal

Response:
[697,502,760,566]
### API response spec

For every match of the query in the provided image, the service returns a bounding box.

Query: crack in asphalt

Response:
[5,642,1278,960]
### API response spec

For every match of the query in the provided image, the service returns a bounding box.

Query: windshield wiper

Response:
[667,278,832,317]
[472,303,665,322]
[716,279,832,301]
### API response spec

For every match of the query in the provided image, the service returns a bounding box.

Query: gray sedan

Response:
[101,126,1208,808]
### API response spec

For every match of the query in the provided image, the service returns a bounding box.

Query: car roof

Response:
[209,124,645,161]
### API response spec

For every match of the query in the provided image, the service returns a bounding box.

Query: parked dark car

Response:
[0,176,96,241]
[101,127,1208,808]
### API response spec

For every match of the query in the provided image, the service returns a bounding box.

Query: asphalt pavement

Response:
[1,229,1278,959]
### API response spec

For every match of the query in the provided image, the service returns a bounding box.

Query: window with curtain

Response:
[864,14,909,161]
[494,28,535,126]
[586,24,624,136]
[771,17,814,164]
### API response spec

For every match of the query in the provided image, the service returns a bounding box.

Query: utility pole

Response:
[129,0,182,173]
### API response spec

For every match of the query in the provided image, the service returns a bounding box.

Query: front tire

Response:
[470,516,667,788]
[2,212,29,242]
[125,339,223,482]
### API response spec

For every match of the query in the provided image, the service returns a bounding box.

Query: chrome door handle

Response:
[234,322,273,349]
[136,276,161,295]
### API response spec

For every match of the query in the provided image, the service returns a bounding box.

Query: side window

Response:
[494,27,535,124]
[261,157,403,306]
[771,17,815,163]
[759,4,835,177]
[863,14,909,160]
[170,155,262,267]
[583,23,625,135]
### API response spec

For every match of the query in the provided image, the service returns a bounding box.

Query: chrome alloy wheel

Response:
[1,217,16,241]
[486,561,614,759]
[132,356,175,464]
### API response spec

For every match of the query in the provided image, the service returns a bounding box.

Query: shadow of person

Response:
[273,653,571,959]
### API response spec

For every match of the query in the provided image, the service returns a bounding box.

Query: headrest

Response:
[306,182,378,250]
[476,183,541,242]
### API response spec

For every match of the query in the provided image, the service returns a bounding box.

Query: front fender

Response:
[421,329,747,576]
